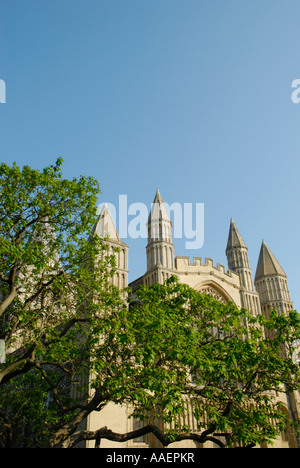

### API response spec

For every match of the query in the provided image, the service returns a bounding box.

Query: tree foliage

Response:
[0,158,118,446]
[0,159,299,448]
[124,279,300,448]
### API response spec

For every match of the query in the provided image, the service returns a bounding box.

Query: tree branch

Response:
[0,286,17,318]
[61,424,226,449]
[0,344,36,385]
[43,389,108,448]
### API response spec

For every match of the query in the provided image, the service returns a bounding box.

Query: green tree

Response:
[102,278,300,449]
[0,160,299,449]
[0,158,119,447]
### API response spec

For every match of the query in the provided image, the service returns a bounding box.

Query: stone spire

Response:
[146,189,175,275]
[255,240,286,281]
[91,203,129,292]
[91,203,120,241]
[226,219,252,289]
[254,241,293,316]
[226,218,247,251]
[226,219,260,316]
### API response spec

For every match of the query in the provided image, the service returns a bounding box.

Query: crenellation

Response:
[175,255,239,280]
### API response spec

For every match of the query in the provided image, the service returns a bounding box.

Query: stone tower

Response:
[91,203,129,290]
[254,240,293,317]
[226,219,261,316]
[145,189,175,285]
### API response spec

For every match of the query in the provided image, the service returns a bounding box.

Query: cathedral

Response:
[85,189,299,448]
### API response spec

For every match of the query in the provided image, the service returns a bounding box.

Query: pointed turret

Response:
[91,203,120,241]
[147,189,172,243]
[255,240,286,282]
[91,203,129,292]
[226,219,261,316]
[226,218,247,251]
[254,241,293,316]
[146,189,175,277]
[226,219,251,285]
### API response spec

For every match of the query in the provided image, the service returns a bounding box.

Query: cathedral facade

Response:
[85,190,299,448]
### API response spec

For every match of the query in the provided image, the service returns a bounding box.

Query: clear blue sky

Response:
[0,0,299,310]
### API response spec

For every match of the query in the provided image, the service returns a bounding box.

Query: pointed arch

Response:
[194,281,235,305]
